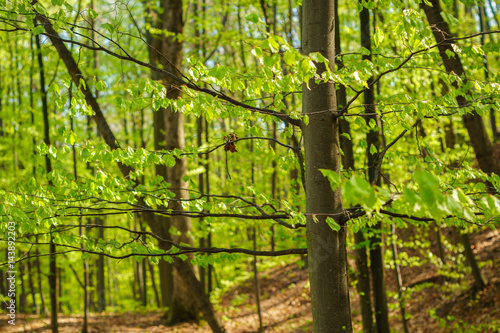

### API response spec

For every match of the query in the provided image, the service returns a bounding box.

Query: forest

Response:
[0,0,499,332]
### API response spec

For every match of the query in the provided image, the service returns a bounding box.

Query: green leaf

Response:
[102,23,115,34]
[251,47,263,58]
[326,217,341,231]
[268,36,280,53]
[246,13,259,23]
[69,132,77,145]
[360,47,370,56]
[320,169,341,191]
[208,65,227,81]
[374,27,384,47]
[301,59,313,72]
[283,50,296,66]
[340,133,351,141]
[96,80,107,91]
[343,175,377,210]
[88,8,98,19]
[164,154,176,167]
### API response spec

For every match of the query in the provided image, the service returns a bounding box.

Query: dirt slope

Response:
[1,227,498,332]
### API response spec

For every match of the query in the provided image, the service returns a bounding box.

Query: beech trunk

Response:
[302,1,352,331]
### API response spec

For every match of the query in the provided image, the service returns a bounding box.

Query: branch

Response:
[371,119,421,185]
[32,14,302,127]
[1,237,307,267]
[335,30,500,118]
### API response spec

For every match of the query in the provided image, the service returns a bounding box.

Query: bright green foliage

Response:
[0,0,498,328]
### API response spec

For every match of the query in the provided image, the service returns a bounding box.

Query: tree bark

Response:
[359,5,390,333]
[391,224,409,333]
[302,1,352,331]
[96,217,106,312]
[478,4,497,141]
[459,231,486,291]
[335,1,373,331]
[35,31,58,333]
[146,0,201,323]
[148,259,162,307]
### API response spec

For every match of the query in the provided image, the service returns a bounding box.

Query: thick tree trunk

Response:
[35,9,225,333]
[302,1,352,331]
[147,0,200,323]
[158,258,173,308]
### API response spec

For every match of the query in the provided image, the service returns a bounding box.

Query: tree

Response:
[302,0,352,331]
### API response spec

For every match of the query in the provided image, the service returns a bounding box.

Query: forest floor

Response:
[1,227,499,333]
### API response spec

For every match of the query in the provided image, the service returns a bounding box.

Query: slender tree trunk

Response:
[434,223,446,265]
[197,115,206,293]
[141,226,148,307]
[35,31,58,333]
[335,1,373,331]
[360,4,390,332]
[18,252,26,313]
[253,227,263,332]
[27,258,37,314]
[486,0,500,31]
[478,4,497,141]
[148,260,161,307]
[459,232,486,291]
[206,120,213,294]
[96,218,106,312]
[391,224,410,333]
[302,1,352,331]
[35,241,48,316]
[82,239,90,332]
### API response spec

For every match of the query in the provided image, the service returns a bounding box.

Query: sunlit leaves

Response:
[374,27,384,47]
[326,217,341,231]
[344,175,379,211]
